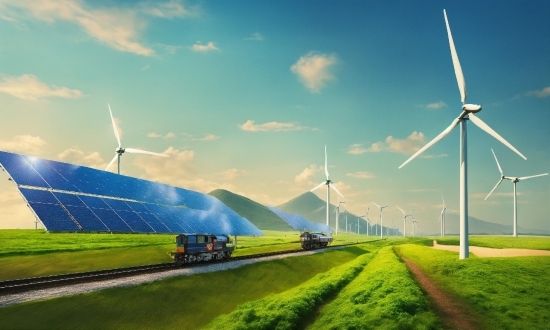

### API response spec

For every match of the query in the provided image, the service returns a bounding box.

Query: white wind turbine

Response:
[105,104,168,174]
[396,205,413,237]
[373,203,387,239]
[485,148,548,237]
[440,193,447,237]
[334,201,345,235]
[398,10,526,259]
[310,145,345,229]
[360,206,371,236]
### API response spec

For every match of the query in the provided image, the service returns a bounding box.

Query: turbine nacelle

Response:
[116,147,125,154]
[462,104,482,112]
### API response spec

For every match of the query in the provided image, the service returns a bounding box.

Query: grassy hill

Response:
[208,189,294,232]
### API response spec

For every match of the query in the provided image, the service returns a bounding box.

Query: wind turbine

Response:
[106,104,168,174]
[360,206,371,236]
[334,201,345,235]
[485,148,548,237]
[310,145,344,229]
[440,193,447,237]
[398,10,526,259]
[396,205,413,237]
[373,203,387,239]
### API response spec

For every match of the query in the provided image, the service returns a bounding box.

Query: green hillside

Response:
[208,189,294,232]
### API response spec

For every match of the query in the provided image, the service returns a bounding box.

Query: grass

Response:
[435,236,550,250]
[0,247,368,330]
[309,246,442,330]
[395,244,550,330]
[204,247,376,330]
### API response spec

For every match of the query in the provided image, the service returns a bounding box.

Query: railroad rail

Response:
[0,244,359,295]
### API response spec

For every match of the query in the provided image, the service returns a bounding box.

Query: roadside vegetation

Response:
[396,244,550,330]
[435,236,550,250]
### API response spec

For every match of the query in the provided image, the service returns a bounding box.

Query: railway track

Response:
[0,244,355,295]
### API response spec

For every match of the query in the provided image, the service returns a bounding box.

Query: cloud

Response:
[239,120,315,132]
[526,86,550,98]
[220,168,247,180]
[290,52,337,93]
[141,64,150,71]
[0,0,193,56]
[346,171,375,179]
[147,132,176,139]
[353,132,428,155]
[192,134,220,141]
[163,44,182,54]
[295,164,322,184]
[0,74,83,101]
[245,32,263,41]
[190,41,219,53]
[426,101,447,109]
[57,147,108,169]
[0,135,46,154]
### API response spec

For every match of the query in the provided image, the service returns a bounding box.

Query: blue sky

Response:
[0,0,548,234]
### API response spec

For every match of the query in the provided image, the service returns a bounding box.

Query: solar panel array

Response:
[267,206,332,233]
[0,151,263,236]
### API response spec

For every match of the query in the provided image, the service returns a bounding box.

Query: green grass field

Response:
[1,230,549,329]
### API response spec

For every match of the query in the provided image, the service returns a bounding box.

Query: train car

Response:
[300,232,333,250]
[172,233,234,265]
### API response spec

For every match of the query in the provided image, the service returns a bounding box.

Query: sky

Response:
[0,0,548,234]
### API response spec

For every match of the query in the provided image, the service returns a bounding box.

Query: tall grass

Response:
[204,248,376,330]
[435,236,550,250]
[0,247,368,330]
[395,244,550,329]
[309,246,442,330]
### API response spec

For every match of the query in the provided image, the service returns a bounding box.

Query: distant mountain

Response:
[438,214,550,236]
[208,189,294,231]
[277,191,400,235]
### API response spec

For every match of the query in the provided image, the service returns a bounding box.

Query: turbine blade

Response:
[310,181,326,192]
[396,205,405,215]
[105,154,118,171]
[324,145,329,180]
[329,183,344,199]
[518,173,548,181]
[124,148,169,157]
[108,104,121,148]
[441,192,446,206]
[444,9,467,104]
[373,202,380,208]
[399,117,461,169]
[491,148,504,176]
[485,177,504,200]
[469,113,526,160]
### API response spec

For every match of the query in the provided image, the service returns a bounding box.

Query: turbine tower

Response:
[396,205,412,237]
[334,201,345,235]
[440,193,447,237]
[485,148,548,237]
[310,145,344,229]
[373,203,387,239]
[360,206,371,236]
[398,10,526,259]
[106,104,168,174]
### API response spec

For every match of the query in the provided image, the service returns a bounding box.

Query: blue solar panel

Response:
[0,150,263,236]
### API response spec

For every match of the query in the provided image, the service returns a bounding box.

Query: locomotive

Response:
[300,232,333,250]
[172,233,234,265]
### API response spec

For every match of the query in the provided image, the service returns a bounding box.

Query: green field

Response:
[1,230,549,329]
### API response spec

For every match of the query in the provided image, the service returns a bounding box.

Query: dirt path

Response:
[401,256,480,330]
[432,241,550,257]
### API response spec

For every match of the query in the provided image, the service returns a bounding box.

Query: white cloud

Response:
[163,44,182,54]
[57,147,108,169]
[0,135,46,154]
[147,131,175,139]
[346,171,375,179]
[245,32,263,41]
[295,164,322,184]
[290,52,337,93]
[426,101,447,109]
[239,120,315,132]
[526,86,550,98]
[190,41,219,53]
[192,134,219,141]
[0,0,193,56]
[147,133,162,138]
[220,168,247,180]
[0,74,83,101]
[141,64,150,71]
[357,132,427,155]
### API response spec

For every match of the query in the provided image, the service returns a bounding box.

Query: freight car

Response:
[300,232,333,250]
[172,233,234,265]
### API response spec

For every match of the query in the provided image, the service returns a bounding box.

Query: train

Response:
[172,233,234,265]
[300,232,333,250]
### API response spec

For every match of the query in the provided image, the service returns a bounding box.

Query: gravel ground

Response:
[0,247,344,308]
[432,240,550,257]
